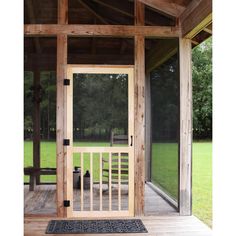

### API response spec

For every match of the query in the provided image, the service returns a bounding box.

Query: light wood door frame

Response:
[65,65,134,218]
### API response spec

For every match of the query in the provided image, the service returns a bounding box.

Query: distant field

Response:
[24,141,212,227]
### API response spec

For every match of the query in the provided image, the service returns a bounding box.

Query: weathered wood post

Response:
[179,38,192,215]
[56,0,68,217]
[134,0,145,216]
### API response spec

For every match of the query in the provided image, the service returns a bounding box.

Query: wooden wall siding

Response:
[24,24,180,37]
[33,69,41,185]
[56,0,68,218]
[179,38,192,216]
[134,0,145,216]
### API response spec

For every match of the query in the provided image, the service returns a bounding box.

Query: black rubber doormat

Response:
[46,219,148,234]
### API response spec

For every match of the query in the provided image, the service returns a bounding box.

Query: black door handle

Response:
[130,135,133,146]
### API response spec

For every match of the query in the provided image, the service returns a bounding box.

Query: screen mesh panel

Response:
[150,53,179,201]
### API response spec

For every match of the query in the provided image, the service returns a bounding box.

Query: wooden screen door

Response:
[64,65,134,218]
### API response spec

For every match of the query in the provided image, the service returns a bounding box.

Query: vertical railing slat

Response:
[80,152,84,211]
[109,152,112,211]
[99,153,102,211]
[118,152,121,211]
[90,153,93,211]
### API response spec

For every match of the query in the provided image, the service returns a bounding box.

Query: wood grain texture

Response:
[180,0,212,38]
[134,0,145,217]
[56,34,67,217]
[138,0,185,17]
[24,184,177,216]
[24,24,180,37]
[135,0,145,26]
[179,38,192,216]
[58,0,68,24]
[24,214,212,236]
[56,0,68,218]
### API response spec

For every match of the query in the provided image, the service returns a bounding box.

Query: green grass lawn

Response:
[151,143,179,200]
[24,141,212,227]
[192,142,212,227]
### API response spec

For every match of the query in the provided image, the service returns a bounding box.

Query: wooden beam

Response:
[191,39,199,46]
[93,0,155,26]
[138,0,185,18]
[24,53,134,71]
[32,69,41,185]
[180,0,212,38]
[57,0,68,218]
[134,0,145,216]
[146,39,178,72]
[179,38,192,216]
[58,0,68,24]
[203,27,212,34]
[24,24,180,37]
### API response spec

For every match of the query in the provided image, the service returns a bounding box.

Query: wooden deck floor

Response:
[24,184,212,236]
[24,216,212,236]
[24,184,177,215]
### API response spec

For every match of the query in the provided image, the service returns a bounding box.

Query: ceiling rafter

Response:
[137,0,186,18]
[93,0,175,26]
[93,0,133,18]
[203,27,212,34]
[25,0,42,54]
[77,0,109,24]
[179,0,212,38]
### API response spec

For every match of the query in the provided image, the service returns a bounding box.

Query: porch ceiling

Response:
[24,0,212,66]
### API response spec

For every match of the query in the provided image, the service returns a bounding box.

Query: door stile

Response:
[128,69,134,216]
[64,66,73,217]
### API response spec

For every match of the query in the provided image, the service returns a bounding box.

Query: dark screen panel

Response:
[150,52,179,201]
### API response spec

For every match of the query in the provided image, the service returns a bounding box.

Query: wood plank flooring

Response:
[24,216,212,236]
[24,184,212,235]
[24,184,177,215]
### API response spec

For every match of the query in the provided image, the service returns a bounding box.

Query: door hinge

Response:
[63,200,70,207]
[64,79,70,86]
[63,139,70,146]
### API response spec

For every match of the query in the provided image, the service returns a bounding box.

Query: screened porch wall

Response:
[150,43,180,204]
[24,36,57,184]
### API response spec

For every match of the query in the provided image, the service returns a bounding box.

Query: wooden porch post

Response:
[179,38,192,216]
[56,0,68,217]
[134,0,145,216]
[33,69,40,184]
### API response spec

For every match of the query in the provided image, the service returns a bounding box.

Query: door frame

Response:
[64,65,135,218]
